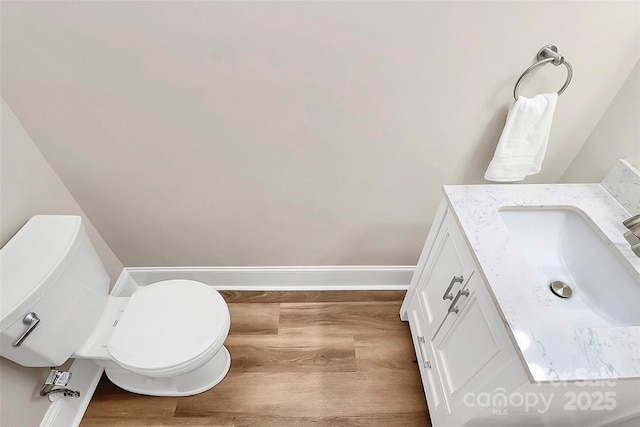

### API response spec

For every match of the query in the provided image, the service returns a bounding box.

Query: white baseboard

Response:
[40,265,412,426]
[123,265,414,291]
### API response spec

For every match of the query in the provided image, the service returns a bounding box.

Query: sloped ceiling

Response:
[2,1,638,266]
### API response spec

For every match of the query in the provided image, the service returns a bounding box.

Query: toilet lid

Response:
[107,280,229,374]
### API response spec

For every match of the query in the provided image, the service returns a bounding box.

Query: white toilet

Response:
[0,215,231,396]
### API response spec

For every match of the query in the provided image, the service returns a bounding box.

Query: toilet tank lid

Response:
[0,215,84,330]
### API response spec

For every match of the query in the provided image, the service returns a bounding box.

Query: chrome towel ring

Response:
[513,44,573,100]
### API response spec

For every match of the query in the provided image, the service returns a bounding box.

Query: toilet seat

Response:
[107,280,230,377]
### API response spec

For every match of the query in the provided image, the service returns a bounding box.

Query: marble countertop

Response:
[443,183,640,382]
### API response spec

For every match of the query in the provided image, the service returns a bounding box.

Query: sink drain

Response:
[550,281,572,298]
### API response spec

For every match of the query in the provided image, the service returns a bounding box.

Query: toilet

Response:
[0,215,231,396]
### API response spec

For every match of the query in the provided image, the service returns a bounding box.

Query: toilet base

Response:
[104,346,231,396]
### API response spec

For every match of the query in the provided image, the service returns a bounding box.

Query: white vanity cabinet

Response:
[401,202,525,426]
[401,199,640,426]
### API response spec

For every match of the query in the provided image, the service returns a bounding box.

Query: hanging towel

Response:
[484,93,558,182]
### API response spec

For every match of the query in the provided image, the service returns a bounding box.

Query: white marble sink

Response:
[443,177,640,381]
[499,208,640,328]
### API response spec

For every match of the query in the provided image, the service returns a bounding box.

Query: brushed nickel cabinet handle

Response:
[417,336,432,368]
[448,289,470,314]
[442,275,464,300]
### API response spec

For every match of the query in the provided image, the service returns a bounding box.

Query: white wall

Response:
[561,60,640,183]
[2,1,638,267]
[0,99,124,427]
[0,100,123,279]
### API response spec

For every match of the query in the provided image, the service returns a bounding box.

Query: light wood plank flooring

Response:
[81,291,431,426]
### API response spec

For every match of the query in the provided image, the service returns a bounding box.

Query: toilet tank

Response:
[0,215,110,366]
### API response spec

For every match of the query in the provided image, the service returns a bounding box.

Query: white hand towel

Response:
[484,93,558,182]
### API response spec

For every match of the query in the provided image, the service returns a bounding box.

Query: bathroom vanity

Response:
[400,178,640,426]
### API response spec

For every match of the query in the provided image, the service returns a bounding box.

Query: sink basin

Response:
[499,207,640,328]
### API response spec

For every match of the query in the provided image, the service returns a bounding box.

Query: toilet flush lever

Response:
[12,312,40,347]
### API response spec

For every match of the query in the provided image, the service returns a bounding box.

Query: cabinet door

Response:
[416,212,474,339]
[407,299,449,424]
[430,274,516,424]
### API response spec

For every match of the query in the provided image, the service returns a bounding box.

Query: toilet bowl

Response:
[75,279,231,396]
[0,215,231,397]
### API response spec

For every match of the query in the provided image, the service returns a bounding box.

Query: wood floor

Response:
[80,291,431,426]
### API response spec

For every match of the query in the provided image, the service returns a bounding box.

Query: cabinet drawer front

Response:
[407,300,449,422]
[417,212,474,338]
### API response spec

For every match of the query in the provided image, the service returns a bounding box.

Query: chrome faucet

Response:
[623,214,640,257]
